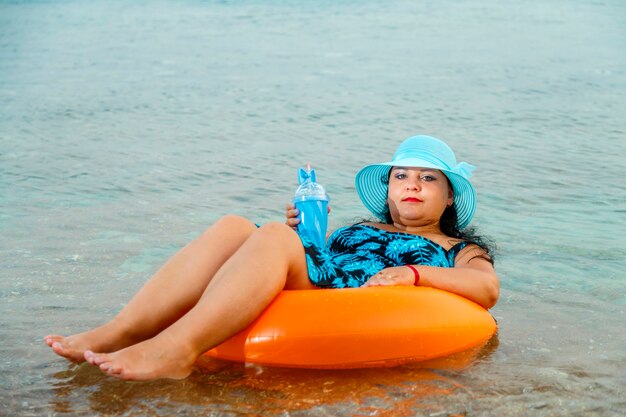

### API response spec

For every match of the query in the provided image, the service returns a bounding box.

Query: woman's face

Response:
[386,167,453,227]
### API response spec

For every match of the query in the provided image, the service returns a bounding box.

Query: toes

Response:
[84,350,96,365]
[51,342,66,355]
[44,335,62,347]
[108,366,123,377]
[99,361,122,376]
[85,351,126,379]
[84,350,108,366]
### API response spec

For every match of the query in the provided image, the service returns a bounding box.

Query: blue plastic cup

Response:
[294,196,328,248]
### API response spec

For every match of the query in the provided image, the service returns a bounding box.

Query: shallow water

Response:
[1,0,625,415]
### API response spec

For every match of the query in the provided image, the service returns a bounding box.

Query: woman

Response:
[45,135,499,381]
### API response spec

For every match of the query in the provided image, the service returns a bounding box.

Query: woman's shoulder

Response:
[453,242,493,265]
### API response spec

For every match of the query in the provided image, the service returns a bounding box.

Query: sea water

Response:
[1,0,624,415]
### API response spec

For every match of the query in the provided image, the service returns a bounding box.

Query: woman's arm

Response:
[418,249,500,309]
[362,245,500,309]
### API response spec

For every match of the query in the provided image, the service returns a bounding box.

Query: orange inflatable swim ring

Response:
[204,286,497,369]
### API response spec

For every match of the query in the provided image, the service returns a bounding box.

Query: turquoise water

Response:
[1,0,625,415]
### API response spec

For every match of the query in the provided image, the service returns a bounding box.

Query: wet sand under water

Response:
[45,338,501,417]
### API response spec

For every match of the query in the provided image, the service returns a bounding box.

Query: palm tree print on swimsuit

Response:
[300,225,468,289]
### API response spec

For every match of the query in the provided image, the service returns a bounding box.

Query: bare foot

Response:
[44,334,89,362]
[83,334,197,381]
[44,322,133,363]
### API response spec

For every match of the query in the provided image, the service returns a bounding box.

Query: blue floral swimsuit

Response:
[300,224,469,288]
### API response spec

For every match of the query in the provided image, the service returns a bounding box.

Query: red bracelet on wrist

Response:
[406,265,420,286]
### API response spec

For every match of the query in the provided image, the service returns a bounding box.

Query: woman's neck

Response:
[365,221,444,237]
[391,222,442,236]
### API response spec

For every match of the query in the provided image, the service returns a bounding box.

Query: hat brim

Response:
[355,158,476,229]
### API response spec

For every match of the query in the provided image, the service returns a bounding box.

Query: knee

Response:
[205,214,256,235]
[256,222,297,240]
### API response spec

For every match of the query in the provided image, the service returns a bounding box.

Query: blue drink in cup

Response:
[293,165,329,249]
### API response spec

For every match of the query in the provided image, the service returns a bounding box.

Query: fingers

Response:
[362,268,412,287]
[285,203,300,229]
[285,203,331,229]
[362,270,390,287]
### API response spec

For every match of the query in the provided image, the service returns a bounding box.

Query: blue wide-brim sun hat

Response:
[355,135,477,229]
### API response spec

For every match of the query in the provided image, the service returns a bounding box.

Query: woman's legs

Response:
[45,215,258,362]
[86,222,313,380]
